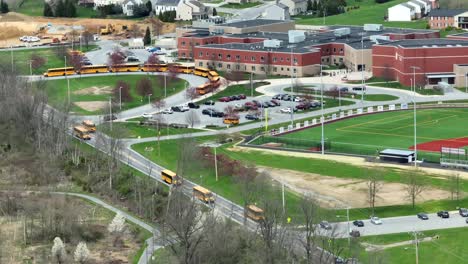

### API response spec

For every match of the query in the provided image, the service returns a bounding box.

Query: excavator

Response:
[100,24,115,35]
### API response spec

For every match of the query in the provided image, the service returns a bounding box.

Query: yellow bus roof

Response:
[195,67,210,72]
[112,63,140,67]
[162,169,176,177]
[81,65,107,69]
[74,125,89,133]
[193,185,212,195]
[247,205,264,213]
[47,67,74,71]
[82,120,95,126]
[209,71,219,76]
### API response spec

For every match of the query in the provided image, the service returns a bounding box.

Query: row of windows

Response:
[430,16,450,20]
[197,52,298,63]
[199,61,298,73]
[430,22,450,27]
[321,57,344,63]
[324,47,344,53]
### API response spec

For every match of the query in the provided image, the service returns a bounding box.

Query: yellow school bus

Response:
[110,63,140,72]
[223,117,240,125]
[208,70,219,81]
[82,120,96,132]
[175,65,194,74]
[193,67,210,77]
[161,169,180,185]
[43,67,75,77]
[78,65,109,74]
[245,205,265,222]
[73,126,91,140]
[196,83,211,95]
[193,185,215,203]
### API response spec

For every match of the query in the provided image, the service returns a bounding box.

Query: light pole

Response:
[148,93,152,105]
[410,66,420,167]
[29,60,33,88]
[164,74,167,98]
[64,55,70,105]
[465,72,467,93]
[119,86,122,110]
[290,47,295,125]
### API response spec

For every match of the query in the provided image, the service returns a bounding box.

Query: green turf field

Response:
[267,108,468,162]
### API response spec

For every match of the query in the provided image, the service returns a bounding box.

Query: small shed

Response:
[379,149,415,163]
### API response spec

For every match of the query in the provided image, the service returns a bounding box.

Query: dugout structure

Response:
[440,147,468,169]
[379,149,415,163]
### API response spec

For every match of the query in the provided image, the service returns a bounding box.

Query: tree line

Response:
[44,0,77,17]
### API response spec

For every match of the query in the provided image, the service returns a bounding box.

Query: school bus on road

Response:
[161,169,180,185]
[193,185,215,203]
[193,67,210,77]
[82,120,96,132]
[245,205,265,222]
[110,63,140,72]
[43,67,75,77]
[78,65,109,74]
[73,126,91,140]
[223,117,240,125]
[208,70,219,81]
[196,83,212,95]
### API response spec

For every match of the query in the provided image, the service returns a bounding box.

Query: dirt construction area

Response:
[258,166,450,208]
[0,12,176,47]
[74,101,107,112]
[73,86,113,95]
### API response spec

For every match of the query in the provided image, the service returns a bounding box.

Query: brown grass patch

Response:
[74,101,107,112]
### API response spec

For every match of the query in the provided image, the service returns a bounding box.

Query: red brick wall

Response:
[429,17,455,29]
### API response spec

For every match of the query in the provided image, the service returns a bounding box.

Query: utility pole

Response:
[410,231,420,264]
[290,47,295,125]
[164,74,167,98]
[320,64,325,155]
[347,207,350,246]
[282,183,285,214]
[250,72,253,97]
[29,60,33,88]
[148,93,152,105]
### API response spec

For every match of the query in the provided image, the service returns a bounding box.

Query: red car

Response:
[219,97,231,102]
[238,94,246,99]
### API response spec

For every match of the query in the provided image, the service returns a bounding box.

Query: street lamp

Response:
[202,143,221,181]
[109,96,113,131]
[148,93,152,105]
[410,66,420,167]
[314,63,329,155]
[336,207,350,246]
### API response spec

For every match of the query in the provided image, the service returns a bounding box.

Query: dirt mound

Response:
[74,101,107,112]
[73,86,113,95]
[0,12,33,22]
[258,166,450,208]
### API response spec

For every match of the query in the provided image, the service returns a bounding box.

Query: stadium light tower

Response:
[313,64,329,155]
[410,66,420,167]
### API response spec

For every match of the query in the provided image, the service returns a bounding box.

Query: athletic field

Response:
[263,108,468,162]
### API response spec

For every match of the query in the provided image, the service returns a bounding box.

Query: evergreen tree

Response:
[307,0,313,11]
[212,7,217,16]
[68,0,77,17]
[43,2,54,17]
[146,0,152,13]
[0,0,9,13]
[143,26,151,45]
[55,0,65,17]
[63,0,70,17]
[312,0,318,11]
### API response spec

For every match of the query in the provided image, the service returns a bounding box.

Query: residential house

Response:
[262,3,290,20]
[279,0,306,16]
[407,0,424,18]
[428,9,468,29]
[151,0,179,13]
[177,0,209,20]
[122,0,143,16]
[414,0,431,14]
[94,0,125,7]
[388,3,415,21]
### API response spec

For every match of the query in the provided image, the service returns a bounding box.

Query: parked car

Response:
[272,94,283,100]
[238,94,246,99]
[219,97,231,102]
[349,229,361,237]
[204,100,215,105]
[296,103,309,110]
[417,213,429,220]
[214,111,224,117]
[280,107,292,113]
[281,94,291,101]
[340,87,349,92]
[244,102,258,110]
[319,221,332,230]
[294,96,304,102]
[265,101,276,107]
[437,211,449,218]
[229,95,238,101]
[466,218,468,224]
[161,108,173,114]
[245,114,259,120]
[353,220,364,227]
[141,113,153,118]
[252,100,262,107]
[180,105,190,112]
[103,114,117,121]
[82,61,93,66]
[171,106,183,112]
[202,108,216,116]
[188,102,200,109]
[459,208,468,217]
[126,56,140,62]
[370,216,382,225]
[270,99,281,106]
[261,102,270,108]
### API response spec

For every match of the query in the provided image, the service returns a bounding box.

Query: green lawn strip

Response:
[361,94,399,101]
[295,0,427,29]
[198,82,268,104]
[98,122,202,138]
[284,86,398,101]
[44,75,187,114]
[151,246,176,263]
[216,70,286,80]
[275,108,468,162]
[15,0,98,17]
[368,82,444,95]
[220,2,262,8]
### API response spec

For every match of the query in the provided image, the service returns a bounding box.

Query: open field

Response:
[263,108,468,162]
[98,121,202,138]
[295,0,428,29]
[44,75,187,114]
[13,0,98,17]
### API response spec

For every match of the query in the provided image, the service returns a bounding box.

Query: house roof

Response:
[276,3,289,9]
[400,3,415,10]
[428,9,466,17]
[188,0,204,8]
[153,0,180,6]
[379,38,468,48]
[408,0,424,8]
[219,19,289,28]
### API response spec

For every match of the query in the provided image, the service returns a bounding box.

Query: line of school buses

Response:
[162,169,265,222]
[43,63,221,96]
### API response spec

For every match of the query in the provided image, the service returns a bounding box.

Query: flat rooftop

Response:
[218,19,290,28]
[380,38,468,48]
[449,32,468,38]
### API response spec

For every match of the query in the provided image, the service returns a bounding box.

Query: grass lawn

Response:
[0,45,98,75]
[284,86,399,101]
[15,0,98,17]
[273,108,468,162]
[295,0,428,29]
[198,82,267,104]
[220,2,262,8]
[368,82,444,95]
[350,227,468,264]
[358,94,399,101]
[44,75,187,114]
[98,122,202,138]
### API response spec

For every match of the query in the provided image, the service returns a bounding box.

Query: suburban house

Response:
[176,0,209,20]
[94,0,125,7]
[262,3,290,20]
[406,0,425,18]
[226,0,250,4]
[388,3,415,21]
[122,0,143,16]
[428,9,468,29]
[279,0,306,16]
[151,0,179,13]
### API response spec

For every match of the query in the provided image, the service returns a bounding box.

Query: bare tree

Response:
[150,18,164,39]
[114,80,132,102]
[146,53,160,64]
[185,111,200,128]
[81,31,93,50]
[367,168,383,216]
[406,170,426,208]
[130,24,141,38]
[107,47,126,67]
[51,237,66,264]
[298,195,320,264]
[185,87,198,102]
[136,77,154,98]
[107,213,126,247]
[30,53,46,71]
[152,97,166,111]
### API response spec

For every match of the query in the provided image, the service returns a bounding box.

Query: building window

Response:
[340,48,343,53]
[218,54,222,59]
[293,58,297,63]
[236,65,240,70]
[261,66,265,71]
[293,68,297,73]
[326,58,330,62]
[199,52,203,57]
[339,58,343,62]
[281,67,284,71]
[244,66,247,70]
[333,48,336,52]
[227,54,231,60]
[251,56,256,61]
[195,42,200,46]
[260,56,265,62]
[273,67,277,72]
[206,52,209,56]
[252,66,256,71]
[227,64,231,69]
[236,55,240,61]
[218,63,222,68]
[280,57,284,61]
[245,56,248,60]
[273,57,277,62]
[199,62,203,66]
[326,48,329,52]
[286,58,290,62]
[182,41,186,46]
